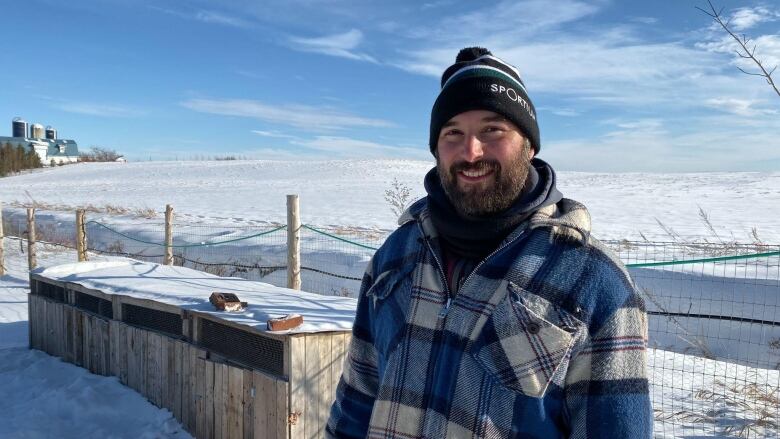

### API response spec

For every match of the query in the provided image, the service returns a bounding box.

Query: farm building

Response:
[0,117,80,165]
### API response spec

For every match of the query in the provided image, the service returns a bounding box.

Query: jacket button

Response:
[526,322,541,335]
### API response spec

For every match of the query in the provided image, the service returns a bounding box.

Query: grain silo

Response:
[12,117,28,138]
[30,123,44,139]
[45,126,57,140]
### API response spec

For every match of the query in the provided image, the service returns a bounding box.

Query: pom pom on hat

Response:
[455,47,492,62]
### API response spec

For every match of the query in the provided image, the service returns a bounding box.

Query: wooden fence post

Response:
[287,195,301,290]
[0,200,4,276]
[27,207,36,271]
[76,209,87,262]
[164,204,174,266]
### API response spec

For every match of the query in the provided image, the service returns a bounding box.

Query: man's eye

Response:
[443,129,462,137]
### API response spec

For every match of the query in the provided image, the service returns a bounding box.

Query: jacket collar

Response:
[400,196,591,246]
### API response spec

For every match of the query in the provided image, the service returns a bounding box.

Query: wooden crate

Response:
[27,273,351,439]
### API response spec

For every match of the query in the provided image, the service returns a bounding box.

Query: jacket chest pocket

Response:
[470,283,583,398]
[366,266,414,360]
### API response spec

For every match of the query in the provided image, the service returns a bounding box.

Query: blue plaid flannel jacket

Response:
[327,197,652,438]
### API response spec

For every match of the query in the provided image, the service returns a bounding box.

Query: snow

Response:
[0,160,777,242]
[36,260,356,334]
[0,160,778,438]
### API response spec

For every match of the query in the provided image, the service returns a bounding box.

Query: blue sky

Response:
[1,0,779,171]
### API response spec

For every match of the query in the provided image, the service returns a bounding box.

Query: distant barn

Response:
[0,117,80,166]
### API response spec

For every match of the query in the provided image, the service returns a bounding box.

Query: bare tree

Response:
[697,1,780,99]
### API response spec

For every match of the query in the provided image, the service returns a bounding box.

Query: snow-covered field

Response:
[0,160,778,438]
[1,160,778,242]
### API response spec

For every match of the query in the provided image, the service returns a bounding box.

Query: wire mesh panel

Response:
[121,303,183,338]
[298,225,388,297]
[73,291,113,319]
[606,240,780,438]
[198,317,285,377]
[32,279,67,303]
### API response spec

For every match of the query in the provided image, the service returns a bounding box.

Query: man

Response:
[327,47,652,438]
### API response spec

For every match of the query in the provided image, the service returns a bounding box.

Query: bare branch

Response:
[699,1,780,98]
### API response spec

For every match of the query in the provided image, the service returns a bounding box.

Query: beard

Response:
[437,148,532,217]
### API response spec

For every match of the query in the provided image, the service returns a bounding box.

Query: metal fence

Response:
[2,208,779,438]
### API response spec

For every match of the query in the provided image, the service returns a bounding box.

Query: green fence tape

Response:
[301,224,380,251]
[86,221,286,248]
[626,250,780,268]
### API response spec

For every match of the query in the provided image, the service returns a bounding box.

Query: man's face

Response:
[436,110,534,217]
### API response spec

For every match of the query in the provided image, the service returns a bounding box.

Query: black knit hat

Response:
[429,47,539,154]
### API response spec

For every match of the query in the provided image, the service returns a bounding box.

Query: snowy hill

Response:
[0,160,778,242]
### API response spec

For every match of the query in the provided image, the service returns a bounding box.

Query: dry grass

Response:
[8,200,158,219]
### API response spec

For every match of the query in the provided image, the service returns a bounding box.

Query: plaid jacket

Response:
[327,198,652,438]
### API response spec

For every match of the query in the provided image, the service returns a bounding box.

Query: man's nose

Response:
[462,135,485,162]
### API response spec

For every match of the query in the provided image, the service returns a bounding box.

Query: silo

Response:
[12,117,28,138]
[45,126,57,140]
[30,123,44,139]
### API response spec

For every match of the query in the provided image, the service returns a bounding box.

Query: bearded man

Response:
[327,47,652,439]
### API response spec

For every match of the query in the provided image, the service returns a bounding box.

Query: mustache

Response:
[450,160,500,174]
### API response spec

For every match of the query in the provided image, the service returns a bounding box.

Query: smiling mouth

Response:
[458,168,495,182]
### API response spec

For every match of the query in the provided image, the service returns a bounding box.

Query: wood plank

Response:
[187,345,199,434]
[83,313,92,372]
[118,323,129,386]
[72,308,81,368]
[205,360,215,439]
[332,333,347,393]
[101,318,110,376]
[180,342,191,433]
[276,379,289,439]
[146,332,162,406]
[195,357,207,439]
[252,371,269,439]
[288,335,305,439]
[28,296,37,350]
[41,299,49,355]
[159,337,170,411]
[227,365,244,439]
[243,369,254,439]
[304,334,319,439]
[173,340,184,422]
[213,362,224,439]
[319,334,333,432]
[109,321,118,379]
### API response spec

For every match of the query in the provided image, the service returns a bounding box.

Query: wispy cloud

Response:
[630,16,658,25]
[149,6,250,28]
[51,101,145,117]
[705,98,778,117]
[544,116,780,172]
[292,136,430,159]
[181,98,394,130]
[288,29,377,63]
[728,6,780,31]
[251,130,299,139]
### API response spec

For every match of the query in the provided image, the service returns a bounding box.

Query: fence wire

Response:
[606,240,780,438]
[2,208,779,438]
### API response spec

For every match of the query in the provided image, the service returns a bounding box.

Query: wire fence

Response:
[2,208,779,437]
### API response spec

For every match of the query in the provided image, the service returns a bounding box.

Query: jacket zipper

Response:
[418,222,527,318]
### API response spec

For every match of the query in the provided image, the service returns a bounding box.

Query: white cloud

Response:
[194,10,251,28]
[52,101,145,117]
[544,120,780,172]
[288,29,377,63]
[705,98,778,117]
[293,136,430,159]
[251,130,298,139]
[728,6,779,31]
[149,6,250,28]
[631,17,658,25]
[181,98,394,130]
